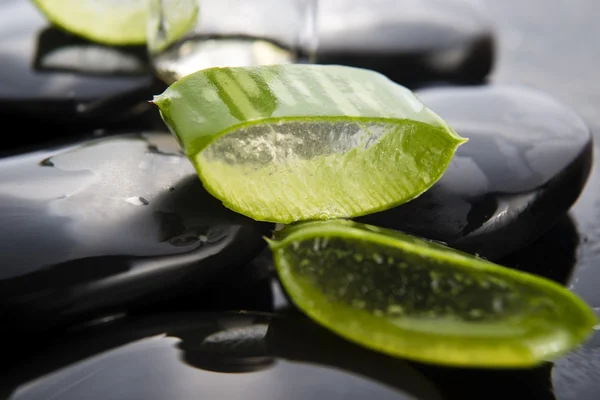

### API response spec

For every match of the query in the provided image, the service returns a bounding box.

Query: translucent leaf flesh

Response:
[269,220,598,368]
[153,64,466,222]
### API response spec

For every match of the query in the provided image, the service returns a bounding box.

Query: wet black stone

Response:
[316,0,495,85]
[0,0,161,128]
[0,132,271,332]
[357,85,593,260]
[0,312,444,400]
[0,310,568,400]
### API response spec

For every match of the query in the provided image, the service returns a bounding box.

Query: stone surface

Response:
[0,0,158,125]
[317,0,495,85]
[0,312,443,400]
[0,310,569,400]
[358,85,593,260]
[0,132,270,331]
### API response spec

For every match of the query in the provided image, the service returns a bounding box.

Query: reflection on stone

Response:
[0,312,441,400]
[33,28,150,76]
[358,85,593,260]
[0,0,154,123]
[0,132,270,332]
[498,214,579,285]
[552,326,600,400]
[317,0,495,84]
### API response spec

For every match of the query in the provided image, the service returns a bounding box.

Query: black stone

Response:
[0,310,569,400]
[0,0,161,128]
[357,85,593,260]
[0,312,444,400]
[0,132,270,332]
[316,0,495,85]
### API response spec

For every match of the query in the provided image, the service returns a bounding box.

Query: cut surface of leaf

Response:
[32,0,197,46]
[268,220,597,368]
[153,64,466,223]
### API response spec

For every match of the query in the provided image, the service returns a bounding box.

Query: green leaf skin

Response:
[32,0,197,46]
[268,220,598,368]
[153,64,467,223]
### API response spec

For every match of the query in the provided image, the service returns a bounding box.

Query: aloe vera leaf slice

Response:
[33,0,197,46]
[268,219,598,368]
[153,64,466,223]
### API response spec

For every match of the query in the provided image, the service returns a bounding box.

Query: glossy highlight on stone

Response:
[316,0,495,84]
[0,312,444,400]
[0,0,156,125]
[357,85,593,260]
[0,310,569,400]
[0,132,270,331]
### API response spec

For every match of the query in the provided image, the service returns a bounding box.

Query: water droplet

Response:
[39,157,54,167]
[373,253,384,264]
[469,309,483,318]
[292,241,300,250]
[321,237,329,249]
[199,234,208,242]
[125,196,149,206]
[353,254,364,262]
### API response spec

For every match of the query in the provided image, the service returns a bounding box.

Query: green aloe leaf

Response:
[32,0,198,46]
[152,64,466,223]
[268,219,598,368]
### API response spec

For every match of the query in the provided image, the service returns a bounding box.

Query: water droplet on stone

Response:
[125,196,149,206]
[39,158,54,167]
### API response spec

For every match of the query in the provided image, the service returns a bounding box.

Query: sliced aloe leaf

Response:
[268,219,598,368]
[152,64,466,223]
[32,0,197,46]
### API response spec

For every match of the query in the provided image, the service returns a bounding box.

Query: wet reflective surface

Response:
[359,85,593,260]
[0,132,270,331]
[2,0,600,399]
[0,311,561,400]
[317,0,495,84]
[0,0,156,123]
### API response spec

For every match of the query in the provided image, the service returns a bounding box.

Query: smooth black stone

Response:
[0,0,159,125]
[0,132,271,332]
[316,0,495,85]
[0,310,569,400]
[357,85,593,260]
